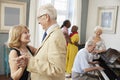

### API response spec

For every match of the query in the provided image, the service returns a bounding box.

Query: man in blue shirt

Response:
[72,41,103,80]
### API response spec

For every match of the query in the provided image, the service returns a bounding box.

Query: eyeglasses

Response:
[37,14,46,19]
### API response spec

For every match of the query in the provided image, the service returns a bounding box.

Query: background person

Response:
[61,20,71,44]
[72,41,103,80]
[7,25,36,80]
[65,25,79,78]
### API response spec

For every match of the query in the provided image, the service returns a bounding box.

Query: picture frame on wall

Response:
[0,0,26,33]
[97,6,118,34]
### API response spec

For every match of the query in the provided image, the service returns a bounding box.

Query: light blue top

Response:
[72,48,91,73]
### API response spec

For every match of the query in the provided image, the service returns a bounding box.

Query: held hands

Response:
[16,55,30,68]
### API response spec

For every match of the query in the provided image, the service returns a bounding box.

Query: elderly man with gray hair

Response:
[72,41,103,80]
[21,3,66,80]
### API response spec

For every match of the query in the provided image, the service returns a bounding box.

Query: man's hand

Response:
[16,55,29,68]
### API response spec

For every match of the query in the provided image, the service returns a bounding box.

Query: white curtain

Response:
[72,0,82,43]
[29,0,44,47]
[28,0,37,46]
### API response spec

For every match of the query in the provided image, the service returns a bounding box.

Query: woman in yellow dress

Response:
[66,25,79,78]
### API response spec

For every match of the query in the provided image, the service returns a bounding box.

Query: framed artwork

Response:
[0,0,26,33]
[97,6,118,34]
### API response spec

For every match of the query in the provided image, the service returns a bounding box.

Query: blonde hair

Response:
[7,25,29,48]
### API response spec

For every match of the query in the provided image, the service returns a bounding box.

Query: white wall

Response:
[86,0,120,50]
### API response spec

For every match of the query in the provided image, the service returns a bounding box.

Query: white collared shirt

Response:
[72,48,91,73]
[46,23,59,34]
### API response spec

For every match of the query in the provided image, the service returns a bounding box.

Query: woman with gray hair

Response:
[85,26,106,60]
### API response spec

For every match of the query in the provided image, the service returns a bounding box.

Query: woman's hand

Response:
[16,55,29,68]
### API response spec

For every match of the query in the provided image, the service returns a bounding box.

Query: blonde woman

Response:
[8,25,36,80]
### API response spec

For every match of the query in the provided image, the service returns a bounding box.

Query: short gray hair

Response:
[37,3,57,20]
[85,41,96,48]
